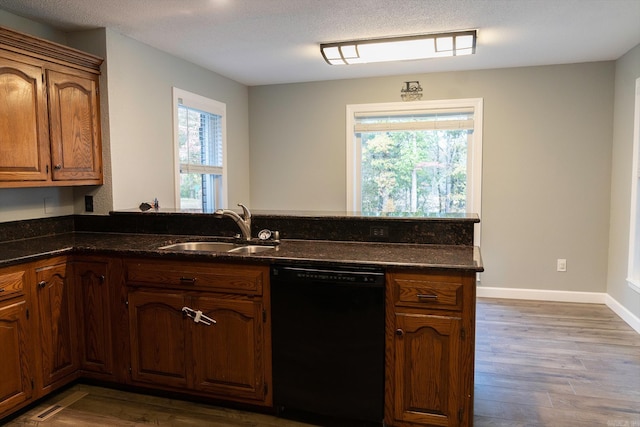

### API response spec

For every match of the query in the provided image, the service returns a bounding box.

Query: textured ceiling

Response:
[1,0,639,86]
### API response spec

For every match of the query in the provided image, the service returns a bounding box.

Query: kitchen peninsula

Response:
[0,211,482,427]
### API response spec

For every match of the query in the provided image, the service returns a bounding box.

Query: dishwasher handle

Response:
[271,264,385,286]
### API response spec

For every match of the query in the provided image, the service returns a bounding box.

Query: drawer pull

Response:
[38,280,47,289]
[417,294,438,301]
[0,288,4,292]
[179,277,197,284]
[395,328,404,337]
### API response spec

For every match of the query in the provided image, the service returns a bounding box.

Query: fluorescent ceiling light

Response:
[320,30,477,65]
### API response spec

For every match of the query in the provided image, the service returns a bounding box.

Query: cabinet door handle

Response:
[54,164,62,170]
[395,328,404,337]
[182,306,216,325]
[417,294,438,301]
[98,275,105,283]
[38,280,47,288]
[179,277,196,284]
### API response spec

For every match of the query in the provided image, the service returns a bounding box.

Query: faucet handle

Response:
[237,203,251,220]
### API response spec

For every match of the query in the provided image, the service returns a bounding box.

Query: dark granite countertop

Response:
[0,232,483,272]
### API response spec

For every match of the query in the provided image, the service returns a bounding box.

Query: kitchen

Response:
[0,1,639,426]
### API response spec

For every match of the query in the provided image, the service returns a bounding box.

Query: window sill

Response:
[627,278,640,294]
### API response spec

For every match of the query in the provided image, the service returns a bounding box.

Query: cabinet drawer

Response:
[125,260,266,295]
[391,273,464,311]
[0,269,26,302]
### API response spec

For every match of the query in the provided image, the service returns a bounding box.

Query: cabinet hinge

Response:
[31,379,34,390]
[458,407,464,422]
[461,328,466,340]
[262,309,267,323]
[26,308,29,320]
[264,383,268,394]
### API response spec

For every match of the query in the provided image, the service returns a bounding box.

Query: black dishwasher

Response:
[270,264,385,427]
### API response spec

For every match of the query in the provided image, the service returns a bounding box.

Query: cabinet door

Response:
[0,300,32,417]
[35,262,78,387]
[46,69,102,182]
[75,260,112,375]
[390,312,463,427]
[0,55,49,182]
[128,290,189,388]
[191,295,267,403]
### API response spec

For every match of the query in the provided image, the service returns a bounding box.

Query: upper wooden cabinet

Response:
[0,26,103,188]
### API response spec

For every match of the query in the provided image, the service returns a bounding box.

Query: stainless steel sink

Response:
[159,241,275,254]
[159,242,237,252]
[227,245,275,254]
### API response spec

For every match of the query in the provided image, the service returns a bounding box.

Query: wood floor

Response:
[474,298,640,427]
[4,298,640,427]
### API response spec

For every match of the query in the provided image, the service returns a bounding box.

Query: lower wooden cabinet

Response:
[74,259,114,378]
[0,253,477,427]
[0,264,32,418]
[0,257,80,419]
[385,270,476,427]
[128,290,189,388]
[190,295,267,402]
[125,260,272,407]
[34,259,79,390]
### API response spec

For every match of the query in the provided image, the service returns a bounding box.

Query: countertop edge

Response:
[0,232,484,272]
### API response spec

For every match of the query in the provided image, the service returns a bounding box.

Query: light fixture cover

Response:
[320,30,477,65]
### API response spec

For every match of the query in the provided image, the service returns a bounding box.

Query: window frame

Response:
[627,77,640,294]
[346,99,483,232]
[172,87,228,210]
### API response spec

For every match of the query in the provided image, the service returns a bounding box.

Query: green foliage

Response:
[361,129,468,214]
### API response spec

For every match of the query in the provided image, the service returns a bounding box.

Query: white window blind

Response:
[354,108,475,132]
[172,87,228,211]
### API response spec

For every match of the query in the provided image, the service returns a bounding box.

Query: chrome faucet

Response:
[214,203,252,241]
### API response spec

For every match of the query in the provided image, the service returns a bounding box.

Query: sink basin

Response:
[159,242,237,252]
[159,241,275,254]
[227,245,275,254]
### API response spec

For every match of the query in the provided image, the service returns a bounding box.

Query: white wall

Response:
[103,30,250,211]
[249,62,615,295]
[607,44,640,321]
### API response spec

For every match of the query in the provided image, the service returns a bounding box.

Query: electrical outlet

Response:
[85,195,94,212]
[370,226,389,238]
[557,258,567,272]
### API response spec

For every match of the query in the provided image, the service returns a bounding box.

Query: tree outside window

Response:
[347,99,482,223]
[172,88,227,212]
[361,129,468,215]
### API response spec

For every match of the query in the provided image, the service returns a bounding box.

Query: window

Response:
[346,98,483,219]
[172,87,227,211]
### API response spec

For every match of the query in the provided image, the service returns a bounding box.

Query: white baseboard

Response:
[476,286,607,303]
[605,294,640,334]
[477,286,640,334]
